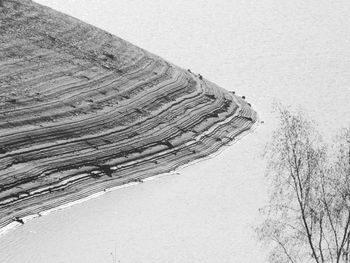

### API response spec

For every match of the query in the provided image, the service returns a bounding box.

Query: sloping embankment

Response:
[0,0,257,233]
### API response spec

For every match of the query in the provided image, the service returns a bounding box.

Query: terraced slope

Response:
[0,0,257,233]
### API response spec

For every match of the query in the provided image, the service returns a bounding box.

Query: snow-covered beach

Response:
[1,0,349,262]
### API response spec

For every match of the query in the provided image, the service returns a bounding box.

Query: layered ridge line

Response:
[0,0,257,233]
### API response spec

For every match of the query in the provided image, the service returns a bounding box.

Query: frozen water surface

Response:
[0,0,349,262]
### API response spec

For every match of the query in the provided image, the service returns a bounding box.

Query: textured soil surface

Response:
[0,0,257,233]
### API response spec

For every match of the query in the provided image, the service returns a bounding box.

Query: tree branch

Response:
[337,210,350,262]
[318,216,325,263]
[272,236,297,263]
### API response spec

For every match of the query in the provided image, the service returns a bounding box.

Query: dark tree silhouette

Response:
[0,0,4,8]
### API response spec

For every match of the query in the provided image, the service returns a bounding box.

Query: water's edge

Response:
[0,112,259,237]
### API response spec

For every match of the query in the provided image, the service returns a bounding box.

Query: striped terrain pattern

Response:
[0,0,257,231]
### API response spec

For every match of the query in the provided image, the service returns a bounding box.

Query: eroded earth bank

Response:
[0,0,257,233]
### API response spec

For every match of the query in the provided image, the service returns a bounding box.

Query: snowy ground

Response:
[0,0,349,262]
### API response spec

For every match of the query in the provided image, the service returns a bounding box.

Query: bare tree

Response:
[256,104,350,263]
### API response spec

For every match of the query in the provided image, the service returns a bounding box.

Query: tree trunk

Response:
[0,0,3,8]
